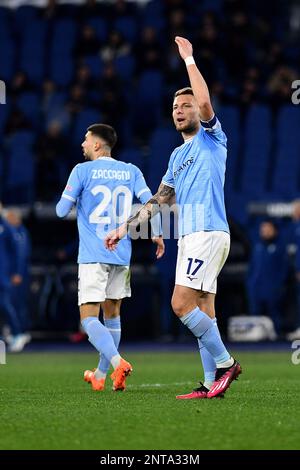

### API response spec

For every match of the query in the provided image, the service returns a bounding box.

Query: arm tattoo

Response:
[125,184,175,232]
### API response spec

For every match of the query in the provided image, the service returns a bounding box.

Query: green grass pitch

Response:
[0,350,299,450]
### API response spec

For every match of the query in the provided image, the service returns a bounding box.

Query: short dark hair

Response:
[174,87,194,99]
[87,123,117,150]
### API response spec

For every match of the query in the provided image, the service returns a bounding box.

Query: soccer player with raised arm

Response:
[56,124,164,392]
[106,37,241,399]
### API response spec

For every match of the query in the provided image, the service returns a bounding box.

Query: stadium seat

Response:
[147,125,182,192]
[86,17,108,42]
[114,55,136,81]
[5,131,35,203]
[83,55,104,79]
[218,105,241,195]
[114,17,137,43]
[0,36,15,81]
[73,109,103,144]
[239,105,272,199]
[118,147,145,174]
[16,92,40,127]
[272,105,300,198]
[50,55,74,87]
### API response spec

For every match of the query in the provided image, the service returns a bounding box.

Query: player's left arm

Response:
[56,165,82,218]
[175,36,214,121]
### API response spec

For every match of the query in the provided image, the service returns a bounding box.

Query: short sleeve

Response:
[133,165,152,204]
[200,115,227,147]
[161,154,175,188]
[62,164,83,202]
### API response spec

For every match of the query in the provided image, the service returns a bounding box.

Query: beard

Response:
[83,150,92,161]
[175,119,199,135]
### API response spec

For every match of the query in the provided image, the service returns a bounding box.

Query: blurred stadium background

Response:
[1,0,300,347]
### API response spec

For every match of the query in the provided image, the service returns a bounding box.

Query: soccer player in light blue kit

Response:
[106,37,241,399]
[56,124,164,392]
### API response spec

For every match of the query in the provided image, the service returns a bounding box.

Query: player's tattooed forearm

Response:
[159,185,175,198]
[126,197,160,231]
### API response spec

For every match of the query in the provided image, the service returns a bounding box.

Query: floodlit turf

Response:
[0,350,299,450]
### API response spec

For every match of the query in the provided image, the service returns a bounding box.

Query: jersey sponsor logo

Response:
[65,184,73,192]
[173,157,194,179]
[91,169,131,181]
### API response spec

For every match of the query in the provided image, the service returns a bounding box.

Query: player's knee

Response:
[171,297,188,317]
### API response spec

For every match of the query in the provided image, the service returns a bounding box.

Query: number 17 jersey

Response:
[60,157,152,265]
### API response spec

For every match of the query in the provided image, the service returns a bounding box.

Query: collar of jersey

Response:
[96,156,115,161]
[183,136,194,144]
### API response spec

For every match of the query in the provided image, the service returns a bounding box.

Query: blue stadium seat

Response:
[272,105,300,198]
[51,19,77,56]
[118,147,145,173]
[13,5,38,35]
[217,105,241,196]
[134,71,164,133]
[83,55,104,79]
[147,125,182,192]
[0,36,15,81]
[114,17,138,43]
[240,105,272,199]
[20,41,45,85]
[5,131,35,203]
[114,55,135,81]
[138,1,165,32]
[86,17,108,42]
[50,55,74,87]
[16,92,40,127]
[73,109,103,144]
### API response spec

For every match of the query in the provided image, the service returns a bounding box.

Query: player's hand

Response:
[175,36,193,60]
[152,236,165,259]
[105,224,127,250]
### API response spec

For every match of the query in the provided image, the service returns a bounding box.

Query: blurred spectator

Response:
[267,65,298,107]
[35,121,68,201]
[100,30,130,63]
[75,25,101,58]
[5,209,32,345]
[247,220,289,336]
[135,27,163,72]
[286,201,300,340]
[9,72,34,96]
[0,202,27,352]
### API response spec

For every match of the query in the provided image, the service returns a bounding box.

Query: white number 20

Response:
[89,185,132,225]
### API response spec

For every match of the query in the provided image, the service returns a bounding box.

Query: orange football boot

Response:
[110,358,132,391]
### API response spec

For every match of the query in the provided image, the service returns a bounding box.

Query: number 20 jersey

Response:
[61,157,152,265]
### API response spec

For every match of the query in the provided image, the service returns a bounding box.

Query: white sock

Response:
[204,381,213,390]
[94,369,107,380]
[111,354,122,369]
[216,357,234,368]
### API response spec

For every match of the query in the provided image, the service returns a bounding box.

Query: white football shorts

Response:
[175,231,230,294]
[78,263,131,305]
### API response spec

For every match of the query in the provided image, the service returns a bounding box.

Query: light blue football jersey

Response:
[162,116,229,237]
[57,157,153,265]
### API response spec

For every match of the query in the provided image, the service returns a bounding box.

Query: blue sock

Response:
[81,317,119,363]
[98,317,121,374]
[198,318,220,385]
[180,307,230,364]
